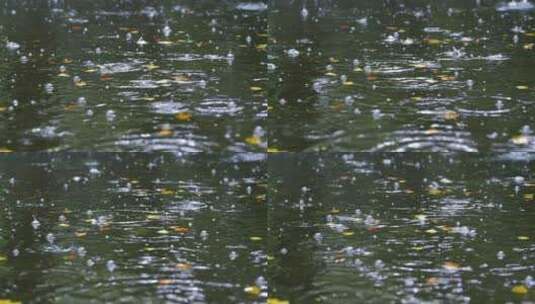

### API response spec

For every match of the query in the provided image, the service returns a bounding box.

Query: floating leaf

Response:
[0,148,12,153]
[171,226,190,233]
[250,86,263,92]
[250,236,263,241]
[157,229,170,235]
[176,263,192,271]
[518,236,530,241]
[143,63,159,70]
[342,231,354,236]
[443,110,459,120]
[256,44,267,51]
[343,81,354,86]
[0,299,21,304]
[268,298,290,304]
[0,255,7,262]
[425,229,438,234]
[158,129,173,137]
[512,135,529,145]
[176,112,192,122]
[516,85,529,90]
[244,285,261,296]
[443,261,460,271]
[74,231,87,238]
[512,285,528,295]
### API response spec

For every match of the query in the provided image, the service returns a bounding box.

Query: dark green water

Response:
[0,153,267,303]
[0,0,266,152]
[0,0,535,303]
[268,0,535,152]
[268,153,535,303]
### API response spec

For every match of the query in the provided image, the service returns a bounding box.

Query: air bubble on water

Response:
[86,109,94,117]
[31,217,40,230]
[467,79,474,88]
[87,259,95,267]
[77,247,87,257]
[106,110,116,122]
[163,25,172,37]
[12,249,19,257]
[106,260,117,272]
[44,83,54,94]
[280,248,288,255]
[46,233,55,244]
[372,109,382,120]
[301,7,309,19]
[513,176,525,185]
[279,98,287,106]
[5,41,20,50]
[136,37,148,46]
[287,48,300,58]
[375,259,385,269]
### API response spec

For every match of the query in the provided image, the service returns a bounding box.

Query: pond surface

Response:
[0,153,267,303]
[268,0,535,152]
[0,0,266,152]
[268,153,535,303]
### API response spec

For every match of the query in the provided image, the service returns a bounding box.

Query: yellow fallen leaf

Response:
[329,57,339,63]
[143,63,159,70]
[517,85,529,90]
[342,231,354,236]
[256,44,267,50]
[158,129,173,137]
[512,285,528,295]
[0,299,21,304]
[443,110,459,120]
[425,38,442,45]
[518,236,530,241]
[268,148,280,153]
[0,256,7,262]
[159,188,174,195]
[74,231,87,238]
[428,187,443,196]
[268,298,289,304]
[0,107,6,112]
[245,135,262,146]
[443,261,460,271]
[250,86,263,92]
[74,80,87,87]
[512,135,529,145]
[176,112,192,122]
[146,215,161,220]
[250,236,263,241]
[343,81,354,86]
[171,226,190,233]
[524,43,535,50]
[244,285,261,296]
[176,263,192,271]
[524,193,534,200]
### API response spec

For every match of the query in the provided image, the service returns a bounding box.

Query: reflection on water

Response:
[0,153,267,303]
[0,0,267,152]
[269,153,535,303]
[268,0,535,152]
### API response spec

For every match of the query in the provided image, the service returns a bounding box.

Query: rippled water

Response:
[0,153,267,303]
[268,153,535,303]
[268,0,535,152]
[0,0,266,152]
